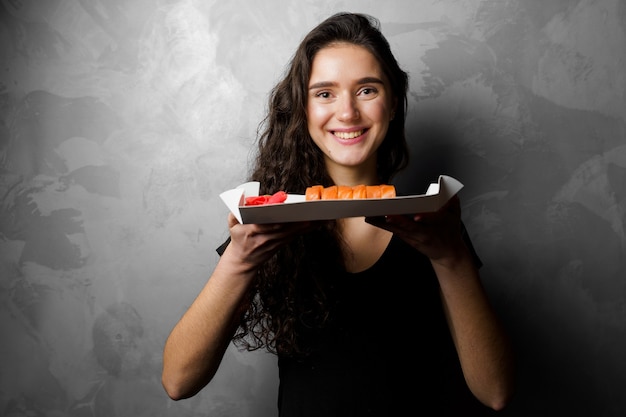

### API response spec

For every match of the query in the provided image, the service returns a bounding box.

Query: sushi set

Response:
[220,175,463,224]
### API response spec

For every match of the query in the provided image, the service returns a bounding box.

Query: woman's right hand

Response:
[225,213,312,272]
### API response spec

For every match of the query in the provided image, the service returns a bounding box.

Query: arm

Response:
[431,240,515,410]
[161,245,254,400]
[366,196,515,410]
[161,214,311,400]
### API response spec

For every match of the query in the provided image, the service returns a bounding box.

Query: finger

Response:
[273,221,313,241]
[246,221,311,246]
[227,212,241,228]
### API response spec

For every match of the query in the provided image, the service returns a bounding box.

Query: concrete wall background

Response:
[1,0,624,416]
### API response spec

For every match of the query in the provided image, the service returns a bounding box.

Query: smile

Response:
[333,129,366,139]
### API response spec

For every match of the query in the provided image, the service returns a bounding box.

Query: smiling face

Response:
[306,42,396,184]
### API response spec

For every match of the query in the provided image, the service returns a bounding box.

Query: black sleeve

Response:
[216,237,231,256]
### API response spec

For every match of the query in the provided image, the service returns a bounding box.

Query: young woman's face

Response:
[306,43,396,181]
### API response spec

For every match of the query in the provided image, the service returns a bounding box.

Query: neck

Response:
[326,157,380,186]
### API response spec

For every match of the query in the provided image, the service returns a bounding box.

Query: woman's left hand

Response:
[365,195,466,263]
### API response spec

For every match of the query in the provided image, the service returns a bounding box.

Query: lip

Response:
[331,127,368,144]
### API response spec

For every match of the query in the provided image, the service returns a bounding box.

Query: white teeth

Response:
[334,130,364,139]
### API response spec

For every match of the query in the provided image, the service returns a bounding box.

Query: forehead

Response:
[309,43,385,81]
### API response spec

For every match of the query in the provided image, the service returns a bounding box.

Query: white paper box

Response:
[220,175,463,224]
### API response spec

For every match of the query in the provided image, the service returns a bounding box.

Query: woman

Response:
[162,12,515,416]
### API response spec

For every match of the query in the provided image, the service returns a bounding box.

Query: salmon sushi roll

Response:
[352,184,367,199]
[322,185,338,199]
[305,185,323,200]
[366,185,381,198]
[337,185,353,199]
[380,184,396,198]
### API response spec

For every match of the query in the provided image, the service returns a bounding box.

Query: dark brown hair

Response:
[234,12,410,357]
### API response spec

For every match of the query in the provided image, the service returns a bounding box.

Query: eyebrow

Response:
[308,77,385,90]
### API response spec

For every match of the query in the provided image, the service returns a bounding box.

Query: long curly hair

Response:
[233,12,410,357]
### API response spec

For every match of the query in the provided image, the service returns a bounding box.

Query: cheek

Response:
[307,104,331,127]
[371,101,392,119]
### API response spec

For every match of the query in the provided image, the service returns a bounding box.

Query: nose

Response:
[336,94,359,122]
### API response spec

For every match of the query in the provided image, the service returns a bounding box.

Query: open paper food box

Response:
[220,175,463,224]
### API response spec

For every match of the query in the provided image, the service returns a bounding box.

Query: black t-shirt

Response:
[217,227,494,416]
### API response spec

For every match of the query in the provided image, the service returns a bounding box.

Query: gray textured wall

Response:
[1,1,624,416]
